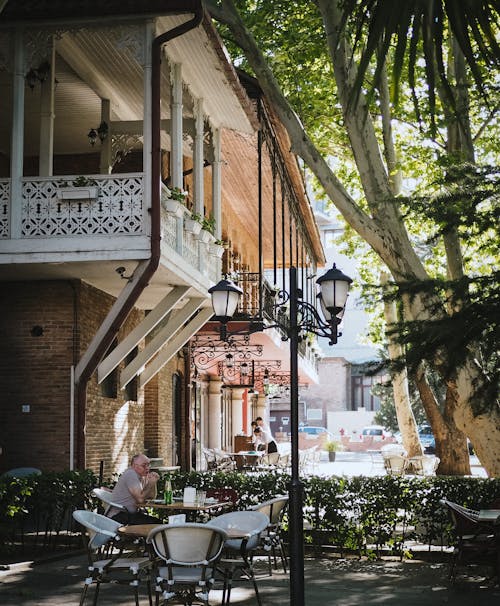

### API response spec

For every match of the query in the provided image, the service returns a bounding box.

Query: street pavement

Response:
[1,551,498,605]
[311,450,488,477]
[0,452,492,605]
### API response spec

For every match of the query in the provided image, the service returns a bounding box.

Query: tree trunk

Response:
[414,364,471,475]
[382,272,422,458]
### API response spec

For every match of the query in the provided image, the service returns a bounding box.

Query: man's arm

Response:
[127,472,159,504]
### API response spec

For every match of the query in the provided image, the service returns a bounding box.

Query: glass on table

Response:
[195,490,206,506]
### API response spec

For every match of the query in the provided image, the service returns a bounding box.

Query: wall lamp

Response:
[25,61,51,90]
[88,121,109,146]
[209,263,351,606]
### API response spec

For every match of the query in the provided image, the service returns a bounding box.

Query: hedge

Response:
[1,469,498,561]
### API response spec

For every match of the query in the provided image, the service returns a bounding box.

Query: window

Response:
[351,373,385,411]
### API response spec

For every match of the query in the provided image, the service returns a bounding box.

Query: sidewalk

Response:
[308,451,488,478]
[1,552,498,605]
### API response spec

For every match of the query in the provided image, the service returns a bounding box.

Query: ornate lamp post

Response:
[209,264,352,606]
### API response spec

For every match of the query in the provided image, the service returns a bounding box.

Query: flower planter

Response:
[328,451,336,463]
[184,217,203,235]
[208,242,225,258]
[57,186,98,200]
[164,198,187,218]
[197,229,216,244]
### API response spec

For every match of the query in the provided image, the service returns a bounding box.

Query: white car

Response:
[361,425,392,441]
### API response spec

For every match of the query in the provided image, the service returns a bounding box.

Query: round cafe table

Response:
[119,523,162,538]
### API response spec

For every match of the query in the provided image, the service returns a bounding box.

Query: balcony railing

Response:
[0,175,221,284]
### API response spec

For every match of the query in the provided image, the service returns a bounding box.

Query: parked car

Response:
[299,426,334,438]
[418,424,474,455]
[418,425,436,454]
[361,425,392,441]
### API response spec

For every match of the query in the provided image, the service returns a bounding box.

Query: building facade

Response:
[0,1,325,476]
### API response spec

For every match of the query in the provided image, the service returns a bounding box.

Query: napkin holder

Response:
[183,486,196,505]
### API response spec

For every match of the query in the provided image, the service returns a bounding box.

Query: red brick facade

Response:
[0,280,180,477]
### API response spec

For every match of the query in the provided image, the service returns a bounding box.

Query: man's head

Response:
[131,454,151,477]
[256,416,264,426]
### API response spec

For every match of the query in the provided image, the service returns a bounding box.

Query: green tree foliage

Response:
[338,0,500,134]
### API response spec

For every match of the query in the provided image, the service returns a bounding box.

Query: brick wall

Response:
[0,279,179,477]
[0,281,76,471]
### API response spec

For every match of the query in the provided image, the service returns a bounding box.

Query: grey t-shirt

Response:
[108,467,143,516]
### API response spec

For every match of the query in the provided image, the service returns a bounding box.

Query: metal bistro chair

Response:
[206,510,269,606]
[147,523,227,606]
[257,452,280,471]
[250,495,289,575]
[440,499,497,582]
[383,454,408,476]
[203,447,236,472]
[72,510,152,606]
[92,487,129,520]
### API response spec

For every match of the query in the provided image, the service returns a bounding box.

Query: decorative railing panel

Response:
[183,230,199,268]
[2,173,221,288]
[0,179,9,238]
[21,174,145,237]
[160,205,178,249]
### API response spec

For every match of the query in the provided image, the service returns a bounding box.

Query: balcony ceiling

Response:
[0,13,255,157]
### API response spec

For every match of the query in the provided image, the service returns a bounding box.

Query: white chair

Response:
[206,510,269,606]
[147,523,227,606]
[203,447,235,471]
[257,451,280,470]
[91,487,129,519]
[72,510,152,606]
[250,495,289,574]
[383,454,408,476]
[277,453,290,469]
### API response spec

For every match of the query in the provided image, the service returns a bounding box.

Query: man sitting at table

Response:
[107,454,161,525]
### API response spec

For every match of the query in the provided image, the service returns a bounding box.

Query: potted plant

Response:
[163,186,189,217]
[57,176,99,200]
[208,240,226,258]
[201,214,215,235]
[184,211,203,235]
[324,440,341,462]
[197,214,216,243]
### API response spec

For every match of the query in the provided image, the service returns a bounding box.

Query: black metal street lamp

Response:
[209,263,352,606]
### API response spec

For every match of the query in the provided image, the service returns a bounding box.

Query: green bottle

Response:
[163,479,172,504]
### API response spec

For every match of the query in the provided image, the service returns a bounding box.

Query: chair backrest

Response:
[206,510,269,536]
[277,453,290,468]
[147,523,227,565]
[203,447,217,469]
[440,499,480,535]
[92,487,127,515]
[260,452,280,467]
[250,496,289,526]
[384,455,407,475]
[2,467,42,478]
[73,509,122,550]
[381,443,407,457]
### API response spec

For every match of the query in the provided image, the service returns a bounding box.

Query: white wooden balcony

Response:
[0,174,221,287]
